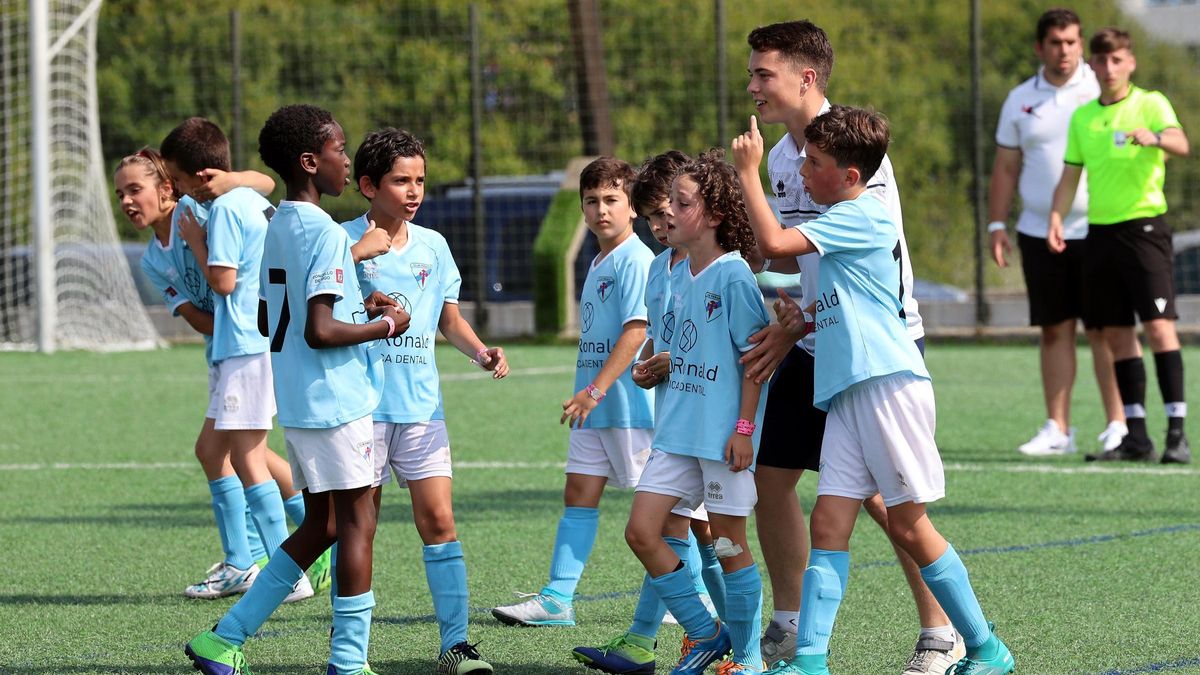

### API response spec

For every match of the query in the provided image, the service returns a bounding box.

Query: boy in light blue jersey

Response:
[623,150,768,675]
[492,157,655,628]
[186,105,409,675]
[572,150,727,675]
[161,117,308,601]
[343,128,505,674]
[116,148,324,600]
[736,107,1014,675]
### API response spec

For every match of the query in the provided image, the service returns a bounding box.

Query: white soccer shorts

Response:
[284,415,375,493]
[817,372,945,507]
[636,449,758,517]
[565,427,652,489]
[372,420,453,488]
[206,352,276,431]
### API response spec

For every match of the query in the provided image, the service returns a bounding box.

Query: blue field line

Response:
[1096,656,1200,673]
[854,523,1200,570]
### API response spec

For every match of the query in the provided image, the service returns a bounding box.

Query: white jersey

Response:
[995,62,1098,240]
[767,99,923,354]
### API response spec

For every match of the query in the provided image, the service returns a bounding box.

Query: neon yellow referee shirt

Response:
[1064,85,1181,225]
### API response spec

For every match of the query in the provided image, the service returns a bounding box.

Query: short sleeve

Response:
[306,229,350,301]
[797,202,877,256]
[995,91,1021,149]
[727,277,770,353]
[616,253,651,325]
[206,203,243,269]
[141,257,188,314]
[1146,91,1181,132]
[1064,110,1084,166]
[440,238,462,303]
[258,249,270,301]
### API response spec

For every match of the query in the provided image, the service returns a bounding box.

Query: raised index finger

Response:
[749,114,758,135]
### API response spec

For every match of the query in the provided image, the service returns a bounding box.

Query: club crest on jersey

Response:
[660,310,676,344]
[678,319,698,353]
[581,301,595,333]
[597,276,615,302]
[775,179,786,198]
[411,262,432,289]
[704,292,722,322]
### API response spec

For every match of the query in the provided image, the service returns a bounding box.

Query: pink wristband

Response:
[474,347,489,368]
[381,315,396,338]
[735,418,756,436]
[586,384,606,402]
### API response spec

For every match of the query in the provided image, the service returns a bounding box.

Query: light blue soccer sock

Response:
[208,476,253,570]
[684,531,707,595]
[795,549,849,658]
[244,503,267,564]
[723,564,764,668]
[919,544,999,657]
[628,572,667,638]
[648,565,716,639]
[330,590,375,673]
[283,492,306,528]
[697,541,727,619]
[245,480,288,557]
[542,506,599,601]
[424,541,469,653]
[329,542,339,599]
[214,549,304,646]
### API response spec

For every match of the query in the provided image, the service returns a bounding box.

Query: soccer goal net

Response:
[0,0,159,352]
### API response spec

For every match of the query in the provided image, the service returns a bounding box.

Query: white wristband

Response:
[987,221,1007,233]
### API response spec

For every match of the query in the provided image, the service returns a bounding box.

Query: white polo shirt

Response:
[767,99,924,355]
[995,62,1099,240]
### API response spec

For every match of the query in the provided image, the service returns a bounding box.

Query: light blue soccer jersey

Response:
[652,253,770,462]
[205,187,273,363]
[141,196,215,364]
[574,234,655,429]
[343,215,461,423]
[259,201,382,429]
[797,193,930,411]
[644,248,681,420]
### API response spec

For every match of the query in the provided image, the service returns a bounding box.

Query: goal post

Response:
[1,0,160,352]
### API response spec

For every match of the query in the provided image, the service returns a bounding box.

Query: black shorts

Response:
[1018,233,1089,327]
[756,346,826,472]
[1082,215,1177,328]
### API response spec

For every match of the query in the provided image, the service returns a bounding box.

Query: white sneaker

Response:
[281,573,314,604]
[901,632,965,675]
[759,618,798,665]
[490,591,576,626]
[184,561,259,599]
[1018,420,1076,456]
[1097,421,1129,451]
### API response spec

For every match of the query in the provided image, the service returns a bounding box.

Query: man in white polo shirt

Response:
[988,8,1125,457]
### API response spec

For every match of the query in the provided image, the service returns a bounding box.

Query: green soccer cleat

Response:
[438,641,494,674]
[945,624,1015,675]
[762,653,829,675]
[309,548,334,594]
[185,630,254,675]
[571,632,656,674]
[325,664,378,675]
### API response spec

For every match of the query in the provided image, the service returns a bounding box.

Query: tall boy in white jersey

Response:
[988,8,1125,457]
[186,104,408,675]
[733,20,959,673]
[343,127,504,674]
[162,118,302,599]
[740,106,1014,675]
[492,157,655,628]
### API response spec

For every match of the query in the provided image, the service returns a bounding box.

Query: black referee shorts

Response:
[1018,232,1089,327]
[756,346,825,472]
[1082,215,1177,328]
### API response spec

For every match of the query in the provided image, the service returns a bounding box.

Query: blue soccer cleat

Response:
[671,621,732,674]
[572,632,656,674]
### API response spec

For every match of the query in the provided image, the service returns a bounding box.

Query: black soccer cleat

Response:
[1085,434,1157,462]
[1161,431,1191,464]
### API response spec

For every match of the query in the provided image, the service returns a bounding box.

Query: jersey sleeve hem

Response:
[207,261,239,269]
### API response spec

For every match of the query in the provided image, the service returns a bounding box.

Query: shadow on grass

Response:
[0,592,179,606]
[0,665,195,674]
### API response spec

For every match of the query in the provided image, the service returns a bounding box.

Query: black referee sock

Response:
[1154,350,1186,435]
[1114,357,1149,441]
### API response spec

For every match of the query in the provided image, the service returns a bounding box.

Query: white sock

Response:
[919,623,956,643]
[772,610,799,632]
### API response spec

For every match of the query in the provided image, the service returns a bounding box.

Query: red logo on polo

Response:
[335,269,343,283]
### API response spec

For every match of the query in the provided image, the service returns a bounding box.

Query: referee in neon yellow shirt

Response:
[1048,26,1191,464]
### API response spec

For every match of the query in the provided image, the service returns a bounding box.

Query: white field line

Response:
[0,459,1193,475]
[0,365,576,386]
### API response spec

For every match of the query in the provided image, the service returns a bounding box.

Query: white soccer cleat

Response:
[490,591,576,626]
[1097,421,1129,452]
[901,632,966,675]
[184,561,259,599]
[1017,420,1076,456]
[281,573,314,604]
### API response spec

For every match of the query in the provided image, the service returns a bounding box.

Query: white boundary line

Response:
[0,459,1193,475]
[0,364,576,386]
